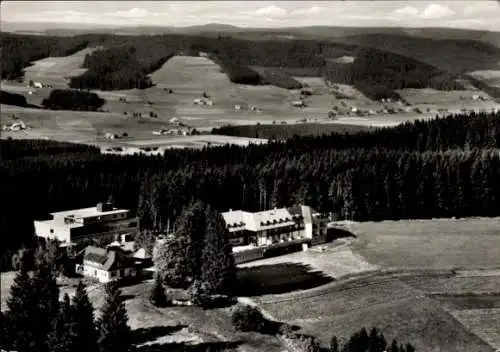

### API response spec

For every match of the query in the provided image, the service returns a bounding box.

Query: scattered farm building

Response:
[291,100,306,107]
[33,82,43,89]
[34,202,138,245]
[75,246,138,283]
[222,205,329,264]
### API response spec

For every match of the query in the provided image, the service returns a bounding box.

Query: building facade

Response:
[34,202,138,245]
[221,205,328,264]
[75,246,138,283]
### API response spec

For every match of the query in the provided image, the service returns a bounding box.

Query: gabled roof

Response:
[83,246,135,271]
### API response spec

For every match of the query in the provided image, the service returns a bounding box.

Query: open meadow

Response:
[3,53,499,147]
[237,217,500,351]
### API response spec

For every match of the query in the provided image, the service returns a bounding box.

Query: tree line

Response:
[1,112,499,269]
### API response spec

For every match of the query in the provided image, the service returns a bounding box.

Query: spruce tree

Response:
[330,336,339,352]
[389,339,400,352]
[72,281,98,352]
[97,281,131,352]
[48,294,75,352]
[32,263,61,352]
[405,342,416,352]
[6,265,36,352]
[149,274,168,307]
[200,207,236,295]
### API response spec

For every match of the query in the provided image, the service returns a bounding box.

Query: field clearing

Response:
[401,275,500,294]
[239,239,378,279]
[468,70,500,88]
[349,218,500,270]
[23,47,96,88]
[450,309,500,350]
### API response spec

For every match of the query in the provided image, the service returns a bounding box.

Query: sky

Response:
[1,1,500,31]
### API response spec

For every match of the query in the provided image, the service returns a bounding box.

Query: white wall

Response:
[81,263,137,283]
[34,221,71,242]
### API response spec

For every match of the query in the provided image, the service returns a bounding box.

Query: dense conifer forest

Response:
[41,89,106,111]
[212,123,369,139]
[1,32,470,96]
[1,111,499,270]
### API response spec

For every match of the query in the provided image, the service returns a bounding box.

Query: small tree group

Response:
[153,201,236,298]
[2,255,132,352]
[330,327,416,352]
[231,305,267,333]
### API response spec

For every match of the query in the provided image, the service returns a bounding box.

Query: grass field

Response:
[236,217,500,351]
[349,218,500,270]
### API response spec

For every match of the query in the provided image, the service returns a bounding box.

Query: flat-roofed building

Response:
[221,204,328,263]
[34,202,138,245]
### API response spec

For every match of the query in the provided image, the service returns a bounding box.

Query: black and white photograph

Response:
[1,1,499,351]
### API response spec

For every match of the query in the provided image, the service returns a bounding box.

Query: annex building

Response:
[34,202,138,245]
[221,204,329,263]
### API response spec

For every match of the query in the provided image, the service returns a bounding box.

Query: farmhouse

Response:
[292,100,306,107]
[75,246,138,283]
[34,202,138,245]
[221,205,329,263]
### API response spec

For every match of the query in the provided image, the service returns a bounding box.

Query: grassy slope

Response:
[244,218,500,351]
[349,218,500,270]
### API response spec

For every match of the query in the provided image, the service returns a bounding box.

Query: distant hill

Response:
[1,22,499,47]
[330,33,500,74]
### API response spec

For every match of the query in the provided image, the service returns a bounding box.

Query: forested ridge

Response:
[2,32,470,97]
[1,111,499,269]
[0,33,90,79]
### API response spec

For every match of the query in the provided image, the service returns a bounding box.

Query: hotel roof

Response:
[50,207,129,219]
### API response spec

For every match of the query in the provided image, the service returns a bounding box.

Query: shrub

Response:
[149,274,168,307]
[188,280,211,307]
[231,305,266,332]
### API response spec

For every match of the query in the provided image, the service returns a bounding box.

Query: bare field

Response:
[349,218,500,270]
[450,309,500,350]
[239,239,378,279]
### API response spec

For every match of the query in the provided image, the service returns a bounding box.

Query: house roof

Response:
[222,208,296,232]
[83,246,135,271]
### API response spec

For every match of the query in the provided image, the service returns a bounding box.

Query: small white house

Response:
[234,104,241,111]
[76,246,138,283]
[206,100,214,106]
[292,100,305,107]
[33,82,43,89]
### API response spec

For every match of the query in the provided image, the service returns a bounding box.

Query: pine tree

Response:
[48,294,75,352]
[388,339,400,352]
[153,230,192,288]
[201,207,236,295]
[97,281,131,352]
[6,265,37,352]
[149,274,168,307]
[32,263,61,352]
[405,342,416,352]
[72,281,98,352]
[330,336,339,352]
